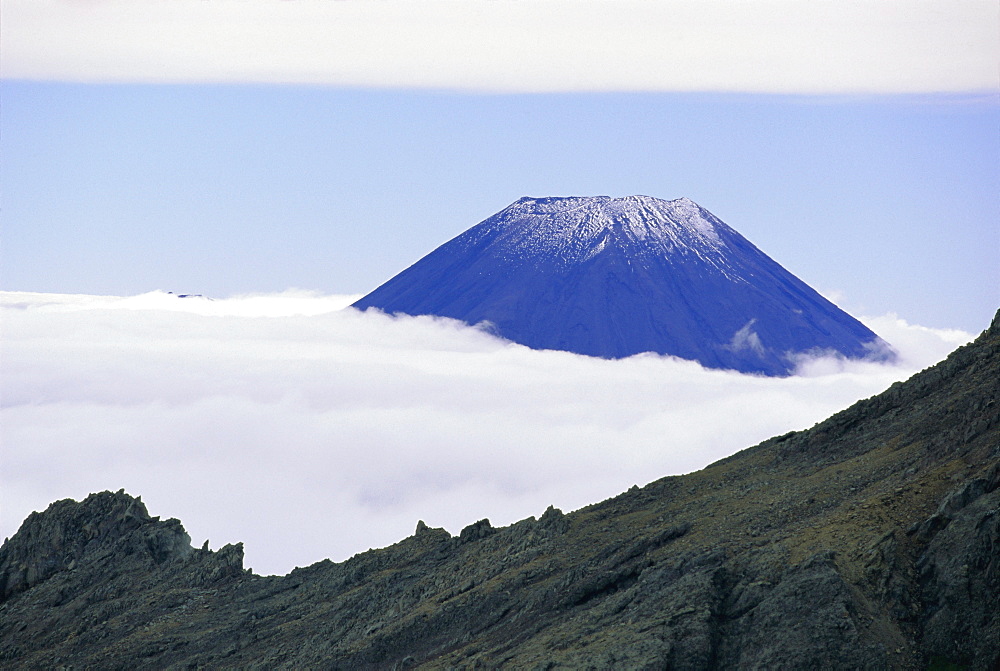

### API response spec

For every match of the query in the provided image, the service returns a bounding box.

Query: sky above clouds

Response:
[1,1,998,573]
[2,85,997,331]
[1,2,998,330]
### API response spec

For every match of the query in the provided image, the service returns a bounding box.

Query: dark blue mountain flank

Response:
[352,195,894,375]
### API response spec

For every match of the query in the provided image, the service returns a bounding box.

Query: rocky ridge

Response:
[1,311,997,669]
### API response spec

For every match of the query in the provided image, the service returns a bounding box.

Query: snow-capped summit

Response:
[476,196,728,267]
[353,195,893,375]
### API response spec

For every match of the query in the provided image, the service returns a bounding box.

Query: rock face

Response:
[353,196,892,375]
[1,313,997,669]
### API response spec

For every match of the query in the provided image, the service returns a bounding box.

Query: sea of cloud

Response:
[1,290,974,575]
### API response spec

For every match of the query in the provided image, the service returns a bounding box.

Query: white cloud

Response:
[0,290,976,575]
[724,319,765,356]
[1,0,996,93]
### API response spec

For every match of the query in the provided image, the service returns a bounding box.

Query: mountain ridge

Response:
[1,309,997,669]
[353,196,892,375]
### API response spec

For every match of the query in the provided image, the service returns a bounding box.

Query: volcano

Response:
[352,195,892,375]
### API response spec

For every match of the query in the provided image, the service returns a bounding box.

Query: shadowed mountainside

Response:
[1,311,997,669]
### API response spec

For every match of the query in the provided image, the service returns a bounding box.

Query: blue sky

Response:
[3,84,998,331]
[2,0,998,331]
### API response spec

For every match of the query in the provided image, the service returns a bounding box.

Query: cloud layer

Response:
[3,0,996,93]
[1,290,973,575]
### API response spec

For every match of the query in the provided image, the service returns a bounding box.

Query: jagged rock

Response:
[1,310,998,669]
[458,519,495,544]
[916,481,1000,667]
[0,490,193,601]
[537,505,570,535]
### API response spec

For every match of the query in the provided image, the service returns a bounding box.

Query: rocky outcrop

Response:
[1,311,997,669]
[915,464,1000,668]
[0,491,194,601]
